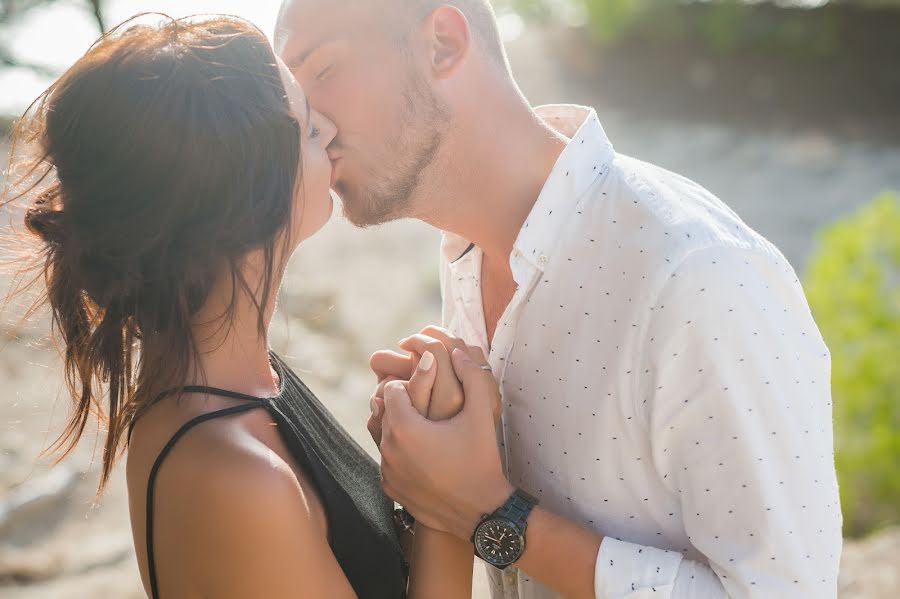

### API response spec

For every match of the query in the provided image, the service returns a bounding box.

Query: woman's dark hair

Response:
[1,14,302,488]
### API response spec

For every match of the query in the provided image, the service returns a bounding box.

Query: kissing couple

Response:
[5,1,841,597]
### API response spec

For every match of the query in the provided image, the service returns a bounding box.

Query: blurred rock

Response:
[0,546,63,583]
[0,467,80,546]
[839,527,900,599]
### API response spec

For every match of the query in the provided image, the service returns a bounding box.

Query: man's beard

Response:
[336,70,449,228]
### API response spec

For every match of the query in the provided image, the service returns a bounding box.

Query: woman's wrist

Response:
[408,522,475,599]
[413,523,473,557]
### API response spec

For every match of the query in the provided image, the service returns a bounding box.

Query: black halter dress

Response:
[138,352,408,598]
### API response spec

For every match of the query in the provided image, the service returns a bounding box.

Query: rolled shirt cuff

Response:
[594,537,684,598]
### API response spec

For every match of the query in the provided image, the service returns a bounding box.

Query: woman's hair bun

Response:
[24,190,67,246]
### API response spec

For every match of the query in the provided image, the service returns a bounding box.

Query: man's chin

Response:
[331,188,367,228]
[340,204,376,229]
[334,186,405,229]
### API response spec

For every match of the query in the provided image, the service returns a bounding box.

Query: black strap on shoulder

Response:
[128,384,278,444]
[145,397,266,599]
[180,385,278,403]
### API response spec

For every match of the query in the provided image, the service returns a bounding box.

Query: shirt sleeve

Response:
[593,245,843,599]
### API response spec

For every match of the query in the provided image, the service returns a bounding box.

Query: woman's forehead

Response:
[275,56,308,123]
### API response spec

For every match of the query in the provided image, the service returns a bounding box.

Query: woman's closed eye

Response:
[303,100,320,140]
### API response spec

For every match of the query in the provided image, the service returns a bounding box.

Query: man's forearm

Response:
[513,506,601,599]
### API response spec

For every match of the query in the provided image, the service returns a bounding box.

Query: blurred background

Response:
[1,0,898,597]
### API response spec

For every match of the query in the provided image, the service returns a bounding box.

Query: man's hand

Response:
[379,348,513,541]
[367,327,487,445]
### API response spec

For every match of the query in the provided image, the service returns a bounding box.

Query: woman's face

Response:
[276,56,337,246]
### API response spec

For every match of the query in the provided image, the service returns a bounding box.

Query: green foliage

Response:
[581,0,645,43]
[804,192,900,537]
[502,0,846,58]
[695,1,744,53]
[498,0,550,19]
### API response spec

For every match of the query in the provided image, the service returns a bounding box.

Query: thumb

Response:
[450,348,496,419]
[367,396,385,446]
[381,380,422,439]
[406,351,437,416]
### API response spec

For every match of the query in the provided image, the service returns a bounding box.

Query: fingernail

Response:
[370,397,380,418]
[419,351,435,372]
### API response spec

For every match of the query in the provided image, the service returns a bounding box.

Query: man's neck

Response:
[416,94,568,264]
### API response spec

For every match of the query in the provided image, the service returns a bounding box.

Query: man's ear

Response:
[423,5,471,79]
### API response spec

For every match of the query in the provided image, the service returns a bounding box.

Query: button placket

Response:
[491,265,540,480]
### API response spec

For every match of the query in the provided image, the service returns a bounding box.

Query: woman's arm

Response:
[370,335,478,598]
[399,345,475,598]
[408,525,475,599]
[159,434,358,598]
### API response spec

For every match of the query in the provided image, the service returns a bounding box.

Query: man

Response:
[275,1,842,597]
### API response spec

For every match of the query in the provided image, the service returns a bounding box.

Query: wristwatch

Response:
[393,506,416,536]
[471,488,539,569]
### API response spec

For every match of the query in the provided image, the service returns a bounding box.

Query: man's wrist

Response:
[457,478,515,540]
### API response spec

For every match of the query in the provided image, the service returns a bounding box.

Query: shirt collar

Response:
[441,105,614,271]
[512,105,614,271]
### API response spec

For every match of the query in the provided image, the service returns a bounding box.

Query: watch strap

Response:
[494,488,539,532]
[393,506,415,536]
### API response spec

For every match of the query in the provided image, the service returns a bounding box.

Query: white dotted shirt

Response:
[439,105,842,599]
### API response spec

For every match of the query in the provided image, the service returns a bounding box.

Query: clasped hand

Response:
[368,326,512,541]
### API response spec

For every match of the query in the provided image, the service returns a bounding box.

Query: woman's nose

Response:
[315,111,337,147]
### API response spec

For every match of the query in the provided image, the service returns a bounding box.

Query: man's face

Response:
[276,0,448,227]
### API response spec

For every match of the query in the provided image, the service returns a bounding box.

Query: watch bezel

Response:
[473,516,526,568]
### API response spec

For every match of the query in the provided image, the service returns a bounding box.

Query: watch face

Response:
[474,518,524,566]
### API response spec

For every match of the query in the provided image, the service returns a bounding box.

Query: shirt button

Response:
[538,254,549,266]
[503,569,517,586]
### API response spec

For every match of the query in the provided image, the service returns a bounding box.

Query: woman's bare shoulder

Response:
[126,403,356,598]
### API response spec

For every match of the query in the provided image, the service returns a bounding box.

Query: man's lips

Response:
[329,156,341,187]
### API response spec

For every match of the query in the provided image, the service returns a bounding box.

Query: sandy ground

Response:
[2,25,899,599]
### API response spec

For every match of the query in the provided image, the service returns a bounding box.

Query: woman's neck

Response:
[188,261,283,398]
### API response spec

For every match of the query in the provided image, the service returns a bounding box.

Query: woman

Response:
[3,14,486,598]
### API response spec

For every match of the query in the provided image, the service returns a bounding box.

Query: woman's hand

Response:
[403,327,500,424]
[397,327,468,421]
[367,327,499,446]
